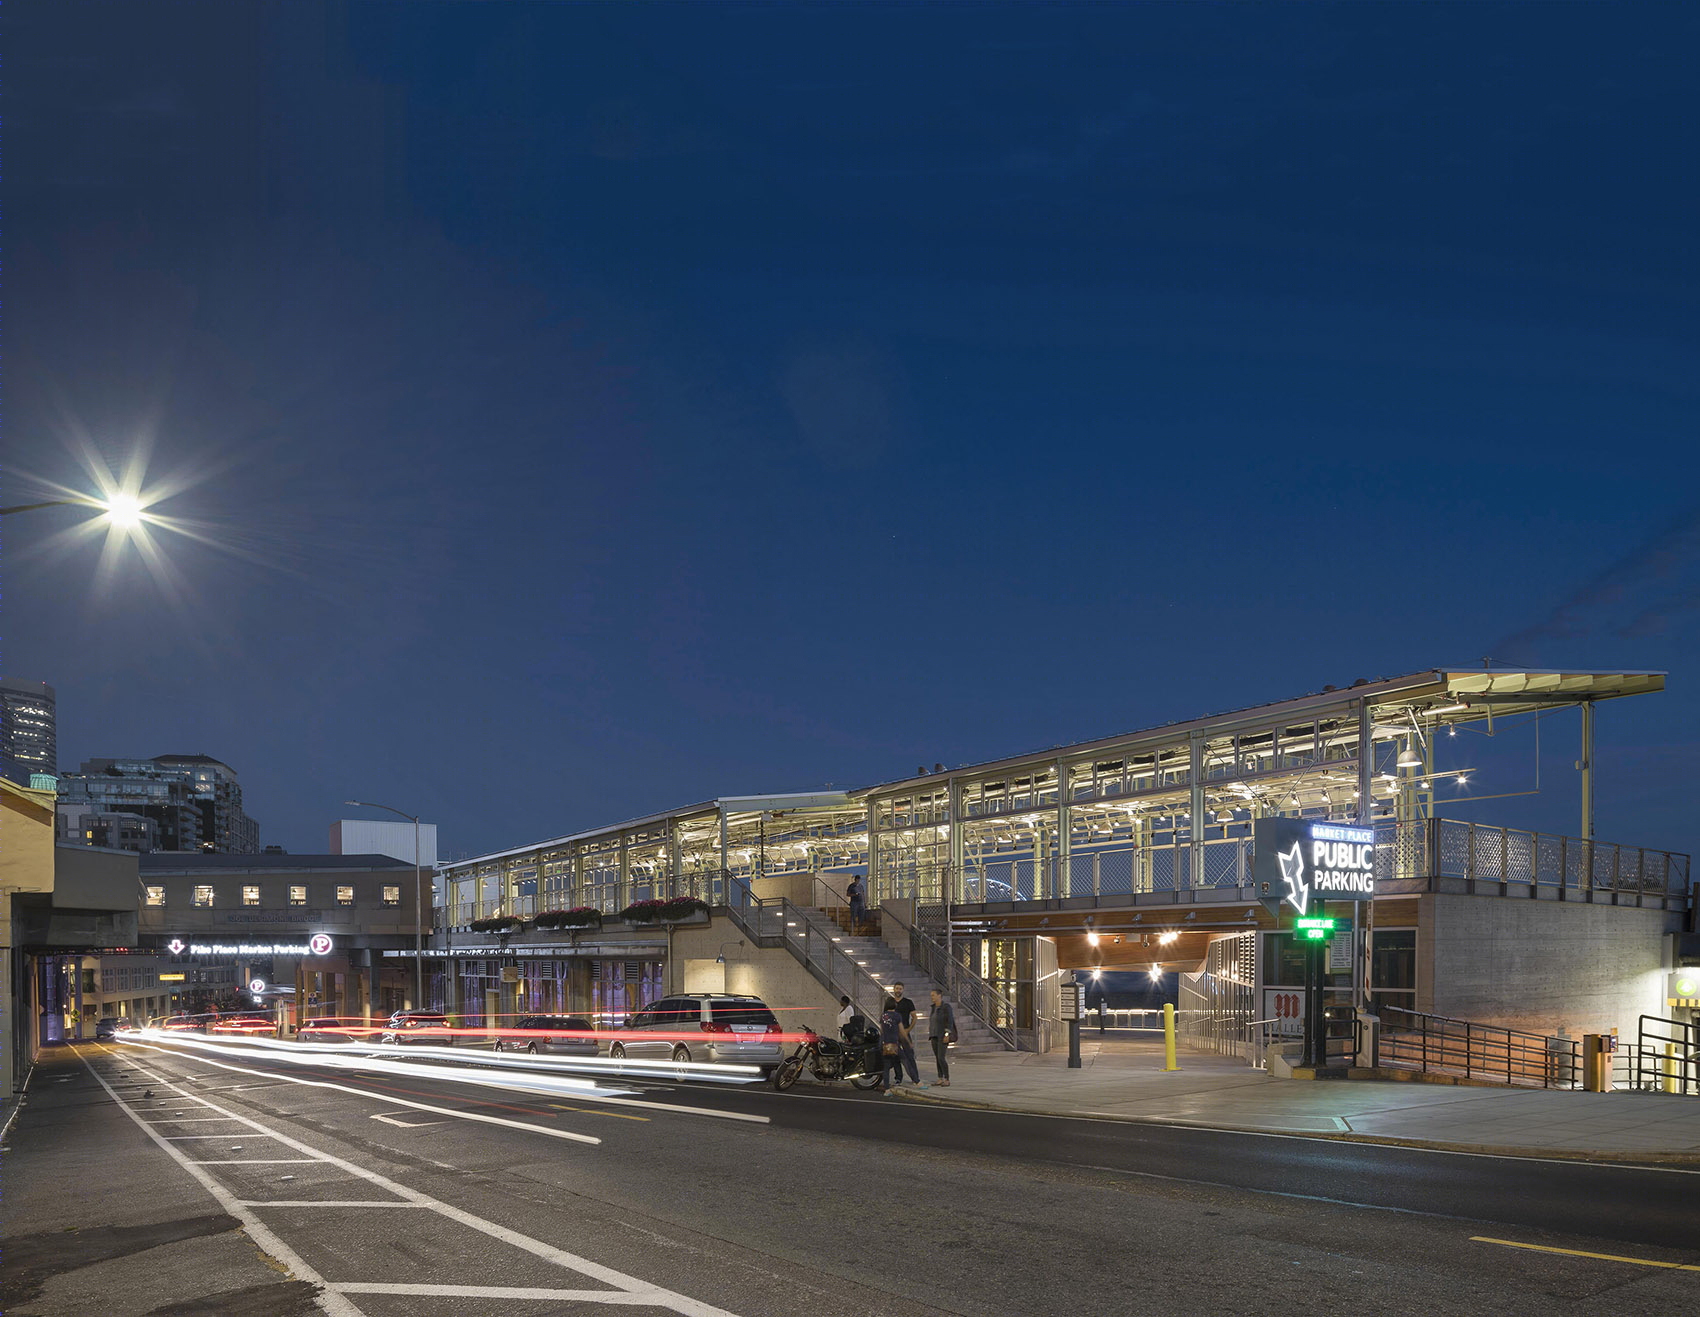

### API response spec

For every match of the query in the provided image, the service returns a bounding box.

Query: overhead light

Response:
[1429,703,1469,715]
[1086,930,1100,947]
[1419,780,1430,790]
[1448,726,1457,737]
[1091,968,1102,980]
[1148,966,1163,982]
[1456,774,1468,785]
[1397,749,1422,768]
[1157,930,1179,945]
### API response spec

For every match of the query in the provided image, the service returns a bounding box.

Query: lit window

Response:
[336,885,355,905]
[382,885,400,906]
[145,886,165,907]
[242,885,261,906]
[193,885,215,907]
[289,885,307,906]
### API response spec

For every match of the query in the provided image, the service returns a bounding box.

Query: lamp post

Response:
[2,493,145,526]
[346,800,425,1010]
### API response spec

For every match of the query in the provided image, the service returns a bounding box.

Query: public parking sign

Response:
[1254,817,1376,916]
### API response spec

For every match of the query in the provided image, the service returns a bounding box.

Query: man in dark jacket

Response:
[927,988,957,1086]
[888,982,921,1087]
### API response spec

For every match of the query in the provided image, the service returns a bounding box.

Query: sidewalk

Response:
[897,1032,1700,1160]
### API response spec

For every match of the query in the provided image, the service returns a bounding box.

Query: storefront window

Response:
[242,885,261,906]
[289,885,308,905]
[192,885,214,907]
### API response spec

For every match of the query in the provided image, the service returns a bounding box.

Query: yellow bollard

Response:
[1665,1042,1680,1095]
[1163,1002,1179,1071]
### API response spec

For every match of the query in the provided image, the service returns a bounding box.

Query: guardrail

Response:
[1380,1005,1578,1088]
[1633,1015,1699,1096]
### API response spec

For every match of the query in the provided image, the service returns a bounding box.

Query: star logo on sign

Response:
[167,938,185,955]
[1278,843,1309,916]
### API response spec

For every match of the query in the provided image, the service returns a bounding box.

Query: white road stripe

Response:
[79,1048,741,1317]
[370,1114,445,1129]
[72,1051,367,1317]
[190,1159,326,1165]
[241,1201,424,1208]
[118,1041,602,1146]
[332,1282,665,1302]
[165,1133,287,1140]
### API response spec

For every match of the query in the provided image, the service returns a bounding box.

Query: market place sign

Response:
[1253,818,1376,916]
[166,933,334,957]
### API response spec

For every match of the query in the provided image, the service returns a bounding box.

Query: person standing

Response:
[878,996,905,1094]
[889,981,922,1087]
[846,875,866,935]
[927,988,956,1086]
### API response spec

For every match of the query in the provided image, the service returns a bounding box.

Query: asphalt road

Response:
[5,1036,1698,1317]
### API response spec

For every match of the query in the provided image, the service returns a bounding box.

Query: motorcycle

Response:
[773,1023,886,1091]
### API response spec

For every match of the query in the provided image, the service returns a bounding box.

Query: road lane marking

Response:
[370,1114,446,1129]
[1470,1236,1700,1271]
[332,1282,664,1302]
[116,1040,602,1146]
[549,1103,650,1122]
[70,1051,367,1317]
[78,1048,740,1317]
[190,1159,327,1165]
[241,1201,425,1208]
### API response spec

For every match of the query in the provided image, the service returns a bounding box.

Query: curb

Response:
[886,1085,1700,1167]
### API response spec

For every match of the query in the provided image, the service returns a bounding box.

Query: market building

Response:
[431,669,1692,1059]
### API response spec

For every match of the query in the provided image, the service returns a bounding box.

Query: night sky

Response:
[6,4,1697,861]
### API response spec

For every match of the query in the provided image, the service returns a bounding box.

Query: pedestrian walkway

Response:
[896,1034,1700,1159]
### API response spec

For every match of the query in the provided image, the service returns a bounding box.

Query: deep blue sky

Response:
[7,3,1697,861]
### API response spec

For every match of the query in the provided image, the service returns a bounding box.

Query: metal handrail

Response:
[1380,1005,1577,1088]
[1634,1015,1699,1096]
[723,872,895,1027]
[884,902,1019,1050]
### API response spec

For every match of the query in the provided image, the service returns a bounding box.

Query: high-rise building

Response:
[56,754,259,853]
[0,677,57,787]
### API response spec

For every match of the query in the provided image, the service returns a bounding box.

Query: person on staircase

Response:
[847,874,867,935]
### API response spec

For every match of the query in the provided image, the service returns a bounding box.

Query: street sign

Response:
[1059,983,1084,1020]
[1670,970,1700,1007]
[1254,817,1376,915]
[248,977,267,994]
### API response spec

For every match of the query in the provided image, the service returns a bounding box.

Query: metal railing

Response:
[722,872,896,1028]
[1430,819,1689,898]
[1633,1015,1699,1096]
[1380,1005,1578,1088]
[882,902,1019,1050]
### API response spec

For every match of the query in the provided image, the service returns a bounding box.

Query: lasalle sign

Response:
[1253,818,1375,917]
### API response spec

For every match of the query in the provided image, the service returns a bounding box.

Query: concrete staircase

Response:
[822,922,1008,1055]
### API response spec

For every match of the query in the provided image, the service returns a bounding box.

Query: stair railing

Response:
[882,902,1018,1051]
[723,872,892,1025]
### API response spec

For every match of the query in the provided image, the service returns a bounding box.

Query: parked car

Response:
[95,1016,121,1040]
[379,1011,455,1046]
[607,994,784,1073]
[297,1016,359,1044]
[494,1015,598,1057]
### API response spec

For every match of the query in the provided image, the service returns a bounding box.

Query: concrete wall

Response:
[667,917,844,1037]
[1422,893,1679,1038]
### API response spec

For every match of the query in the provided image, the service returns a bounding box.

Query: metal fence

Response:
[1430,819,1689,897]
[1633,1015,1700,1096]
[1379,1005,1579,1088]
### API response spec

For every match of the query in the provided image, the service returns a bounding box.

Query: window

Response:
[289,885,307,905]
[145,886,165,906]
[193,885,215,907]
[242,885,261,906]
[382,885,401,906]
[336,885,355,905]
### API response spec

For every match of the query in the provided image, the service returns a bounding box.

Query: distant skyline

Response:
[8,3,1697,860]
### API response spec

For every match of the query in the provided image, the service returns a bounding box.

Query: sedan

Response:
[493,1015,599,1057]
[379,1012,456,1046]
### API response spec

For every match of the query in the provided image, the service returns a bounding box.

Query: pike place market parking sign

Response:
[165,934,334,956]
[1253,818,1375,917]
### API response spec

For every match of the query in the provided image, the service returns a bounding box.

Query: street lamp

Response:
[2,493,145,526]
[346,800,425,1010]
